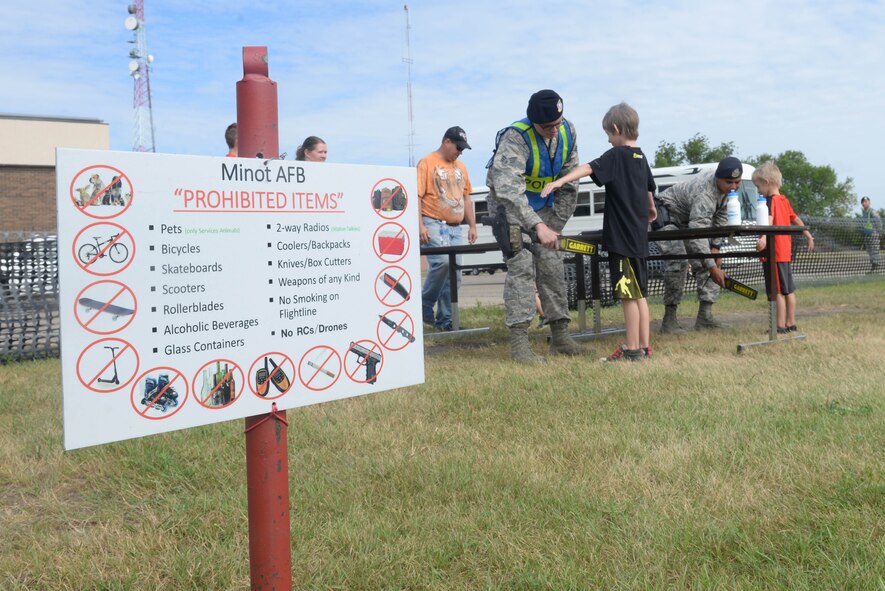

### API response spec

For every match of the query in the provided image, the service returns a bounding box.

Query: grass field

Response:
[2,279,885,590]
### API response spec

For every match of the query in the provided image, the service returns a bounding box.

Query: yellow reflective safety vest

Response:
[511,118,573,211]
[863,209,875,235]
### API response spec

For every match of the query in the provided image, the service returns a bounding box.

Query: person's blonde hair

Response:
[752,161,783,187]
[602,102,640,140]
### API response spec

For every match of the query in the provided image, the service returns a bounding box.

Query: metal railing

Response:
[2,219,880,360]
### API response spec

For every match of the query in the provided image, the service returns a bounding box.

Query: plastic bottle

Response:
[756,194,769,226]
[439,225,450,247]
[726,189,741,225]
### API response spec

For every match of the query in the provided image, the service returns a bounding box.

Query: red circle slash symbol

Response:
[345,339,383,385]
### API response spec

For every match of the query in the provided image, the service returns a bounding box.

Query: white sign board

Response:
[56,149,424,450]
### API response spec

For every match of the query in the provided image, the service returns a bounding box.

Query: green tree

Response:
[654,133,856,217]
[682,134,736,165]
[653,141,680,167]
[653,133,737,168]
[747,151,855,217]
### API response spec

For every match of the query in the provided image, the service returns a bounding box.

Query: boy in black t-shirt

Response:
[541,102,657,361]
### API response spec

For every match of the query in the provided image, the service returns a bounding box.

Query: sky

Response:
[2,1,884,209]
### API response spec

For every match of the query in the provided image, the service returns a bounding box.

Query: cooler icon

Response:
[378,232,405,255]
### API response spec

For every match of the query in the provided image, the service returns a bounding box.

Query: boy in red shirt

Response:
[753,162,814,333]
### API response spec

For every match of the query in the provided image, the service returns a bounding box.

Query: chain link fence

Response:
[1,231,60,362]
[2,219,880,361]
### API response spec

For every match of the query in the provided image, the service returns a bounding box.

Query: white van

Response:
[463,161,759,273]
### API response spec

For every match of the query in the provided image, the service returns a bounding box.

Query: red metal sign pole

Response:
[238,46,291,590]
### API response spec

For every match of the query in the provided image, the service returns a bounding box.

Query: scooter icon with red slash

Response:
[95,346,121,386]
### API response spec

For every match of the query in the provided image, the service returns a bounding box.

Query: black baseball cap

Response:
[443,126,471,150]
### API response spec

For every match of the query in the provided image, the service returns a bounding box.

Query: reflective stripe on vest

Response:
[511,118,572,210]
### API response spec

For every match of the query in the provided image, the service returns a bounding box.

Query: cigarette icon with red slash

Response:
[382,272,410,300]
[307,360,336,378]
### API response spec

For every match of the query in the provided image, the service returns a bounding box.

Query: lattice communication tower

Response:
[403,5,416,166]
[124,1,156,152]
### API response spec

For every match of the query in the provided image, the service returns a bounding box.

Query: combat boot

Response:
[510,322,545,363]
[659,305,686,334]
[695,301,730,330]
[549,319,584,356]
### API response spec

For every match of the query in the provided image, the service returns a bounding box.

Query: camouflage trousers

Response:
[657,223,720,306]
[502,207,569,327]
[864,232,881,266]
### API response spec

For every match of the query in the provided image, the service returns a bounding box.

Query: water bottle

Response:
[439,225,450,247]
[726,189,741,225]
[755,194,769,226]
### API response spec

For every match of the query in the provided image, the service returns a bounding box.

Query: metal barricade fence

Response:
[1,219,880,361]
[1,231,60,362]
[567,217,879,307]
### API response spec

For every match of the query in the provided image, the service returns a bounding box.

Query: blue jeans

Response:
[421,217,463,329]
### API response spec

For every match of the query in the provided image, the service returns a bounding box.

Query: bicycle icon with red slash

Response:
[73,222,135,276]
[77,234,129,265]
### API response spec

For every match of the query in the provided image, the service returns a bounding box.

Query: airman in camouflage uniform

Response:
[861,196,881,272]
[657,157,742,332]
[486,89,583,362]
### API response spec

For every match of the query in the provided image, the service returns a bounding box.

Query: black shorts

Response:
[609,254,647,300]
[762,261,796,296]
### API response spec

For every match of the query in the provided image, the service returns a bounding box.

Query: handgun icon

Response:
[348,342,382,384]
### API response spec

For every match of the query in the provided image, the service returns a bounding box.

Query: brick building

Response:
[1,114,109,233]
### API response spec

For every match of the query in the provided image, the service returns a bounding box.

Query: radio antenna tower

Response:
[124,1,156,152]
[403,5,416,166]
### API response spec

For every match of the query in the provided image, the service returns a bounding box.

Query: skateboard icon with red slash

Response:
[78,297,134,321]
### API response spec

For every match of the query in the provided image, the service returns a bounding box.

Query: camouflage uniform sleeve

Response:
[686,177,720,269]
[550,121,579,232]
[486,128,543,230]
[711,184,728,229]
[659,178,691,226]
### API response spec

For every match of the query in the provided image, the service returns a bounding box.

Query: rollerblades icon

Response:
[140,373,180,413]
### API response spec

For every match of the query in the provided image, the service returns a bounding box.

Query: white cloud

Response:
[2,0,884,203]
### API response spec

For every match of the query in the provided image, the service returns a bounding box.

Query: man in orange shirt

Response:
[418,126,477,331]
